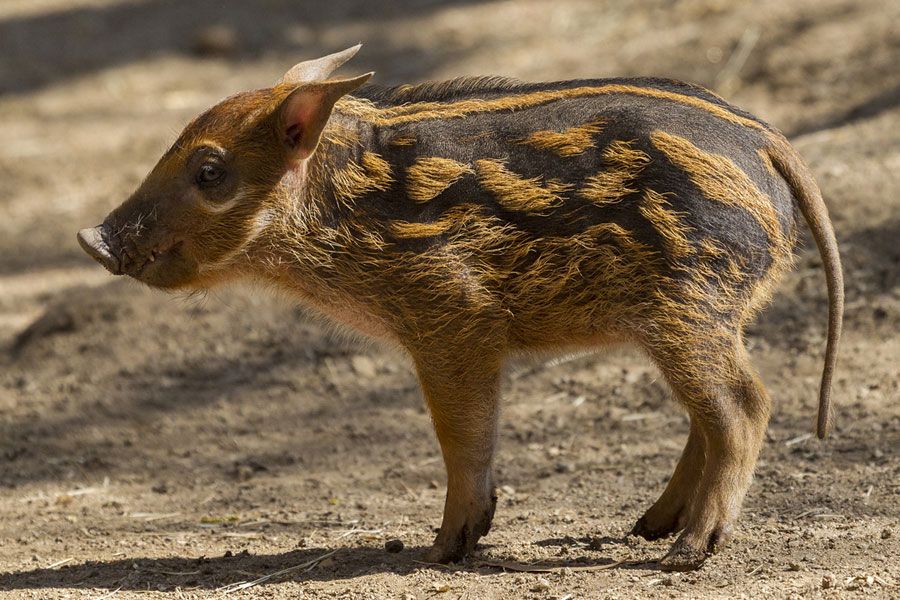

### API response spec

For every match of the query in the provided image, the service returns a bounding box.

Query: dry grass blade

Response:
[475,559,631,573]
[145,568,201,576]
[129,512,181,522]
[45,557,74,569]
[91,587,122,600]
[217,549,339,594]
[221,532,263,539]
[715,26,761,95]
[476,560,554,573]
[785,433,813,447]
[335,527,383,540]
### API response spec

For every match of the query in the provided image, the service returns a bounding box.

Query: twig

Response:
[715,26,761,95]
[411,560,454,570]
[747,564,764,575]
[863,485,873,503]
[145,569,201,576]
[785,433,813,447]
[621,412,661,422]
[335,528,383,540]
[20,482,111,503]
[236,519,270,528]
[46,557,73,569]
[217,548,339,594]
[794,507,825,519]
[91,588,121,600]
[129,512,181,522]
[475,559,631,573]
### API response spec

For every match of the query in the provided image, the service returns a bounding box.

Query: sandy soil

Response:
[1,0,898,598]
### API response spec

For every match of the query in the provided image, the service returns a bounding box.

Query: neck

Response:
[236,109,403,340]
[242,109,380,298]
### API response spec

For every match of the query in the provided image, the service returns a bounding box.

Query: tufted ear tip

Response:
[279,43,366,86]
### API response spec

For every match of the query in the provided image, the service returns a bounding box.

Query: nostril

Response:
[77,226,121,275]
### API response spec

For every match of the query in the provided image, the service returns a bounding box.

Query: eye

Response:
[196,162,225,187]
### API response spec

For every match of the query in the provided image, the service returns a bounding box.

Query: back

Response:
[322,77,798,326]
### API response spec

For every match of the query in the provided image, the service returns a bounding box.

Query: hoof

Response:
[424,542,466,564]
[658,544,708,572]
[658,526,731,571]
[631,513,678,541]
[424,496,496,564]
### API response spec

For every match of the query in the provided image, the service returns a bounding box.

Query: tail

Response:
[766,134,844,439]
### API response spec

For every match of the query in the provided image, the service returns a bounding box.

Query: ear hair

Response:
[279,72,374,161]
[278,43,363,86]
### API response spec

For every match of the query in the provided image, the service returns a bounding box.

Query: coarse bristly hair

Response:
[84,46,843,572]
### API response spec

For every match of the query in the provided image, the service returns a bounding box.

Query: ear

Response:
[279,72,373,161]
[278,44,363,86]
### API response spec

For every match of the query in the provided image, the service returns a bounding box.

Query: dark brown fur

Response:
[77,46,843,571]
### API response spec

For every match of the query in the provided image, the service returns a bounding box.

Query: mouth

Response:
[131,240,183,278]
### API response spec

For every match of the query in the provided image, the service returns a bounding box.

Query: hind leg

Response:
[652,341,771,570]
[631,419,705,540]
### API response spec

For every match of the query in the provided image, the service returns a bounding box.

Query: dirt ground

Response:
[1,0,898,598]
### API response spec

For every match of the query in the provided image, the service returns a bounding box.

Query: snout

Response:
[77,226,121,275]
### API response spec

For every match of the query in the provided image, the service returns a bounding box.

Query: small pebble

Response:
[531,576,551,591]
[821,573,835,589]
[384,539,404,553]
[881,528,892,539]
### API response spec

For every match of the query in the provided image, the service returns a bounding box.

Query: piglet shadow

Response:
[0,547,419,593]
[496,535,664,572]
[0,538,661,593]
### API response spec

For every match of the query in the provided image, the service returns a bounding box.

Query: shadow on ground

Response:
[0,543,658,592]
[0,0,491,95]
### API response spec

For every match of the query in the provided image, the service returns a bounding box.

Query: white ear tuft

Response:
[278,43,363,86]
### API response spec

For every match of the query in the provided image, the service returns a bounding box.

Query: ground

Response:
[0,0,898,598]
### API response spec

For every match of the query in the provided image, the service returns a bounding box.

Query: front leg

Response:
[413,350,502,563]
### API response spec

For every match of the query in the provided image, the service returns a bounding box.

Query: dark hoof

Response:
[424,541,466,564]
[658,544,708,572]
[631,513,678,541]
[658,527,731,571]
[425,494,497,564]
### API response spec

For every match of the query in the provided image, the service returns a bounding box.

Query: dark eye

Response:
[196,162,225,187]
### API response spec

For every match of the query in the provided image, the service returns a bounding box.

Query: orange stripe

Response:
[354,84,764,130]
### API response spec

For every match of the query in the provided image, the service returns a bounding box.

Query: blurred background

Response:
[1,1,898,598]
